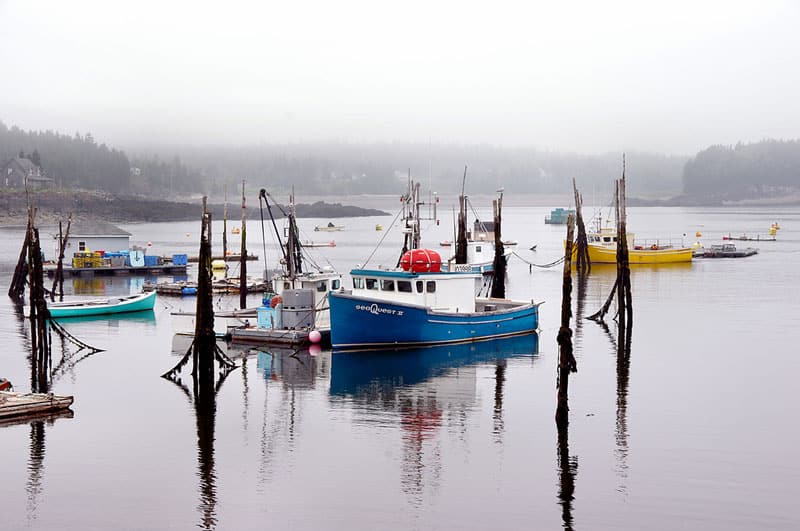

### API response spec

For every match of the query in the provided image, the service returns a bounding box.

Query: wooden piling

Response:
[194,197,216,396]
[490,194,506,299]
[555,214,578,428]
[572,178,590,275]
[51,214,72,302]
[239,180,248,309]
[8,219,31,302]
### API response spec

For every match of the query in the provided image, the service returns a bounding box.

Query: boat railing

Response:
[633,237,687,250]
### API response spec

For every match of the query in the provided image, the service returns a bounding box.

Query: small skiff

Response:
[0,391,74,419]
[47,290,157,318]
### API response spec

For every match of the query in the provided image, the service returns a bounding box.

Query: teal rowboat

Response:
[47,290,157,318]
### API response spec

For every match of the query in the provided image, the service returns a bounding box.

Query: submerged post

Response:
[556,214,578,428]
[239,180,247,309]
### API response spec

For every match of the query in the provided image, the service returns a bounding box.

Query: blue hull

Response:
[329,292,539,351]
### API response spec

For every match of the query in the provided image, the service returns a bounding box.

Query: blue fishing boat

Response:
[329,179,540,351]
[47,290,157,318]
[545,207,575,224]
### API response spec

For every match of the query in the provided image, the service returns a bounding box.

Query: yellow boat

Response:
[577,228,693,264]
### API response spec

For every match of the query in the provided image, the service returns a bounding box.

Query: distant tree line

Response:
[151,142,688,198]
[0,121,206,196]
[0,121,131,192]
[24,119,800,202]
[682,140,800,199]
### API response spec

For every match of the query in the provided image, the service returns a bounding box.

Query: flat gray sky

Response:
[1,0,798,154]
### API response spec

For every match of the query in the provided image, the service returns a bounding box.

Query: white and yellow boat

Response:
[579,227,693,264]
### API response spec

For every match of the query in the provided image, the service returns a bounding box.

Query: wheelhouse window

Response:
[381,279,395,291]
[332,279,341,290]
[476,245,482,252]
[397,280,412,293]
[283,281,291,290]
[416,281,423,293]
[365,278,378,290]
[426,281,436,293]
[79,241,86,251]
[603,236,612,243]
[353,277,364,289]
[316,281,327,292]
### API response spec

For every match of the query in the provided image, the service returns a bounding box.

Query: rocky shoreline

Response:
[0,190,388,226]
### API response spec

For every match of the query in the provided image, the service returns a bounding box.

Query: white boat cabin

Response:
[273,270,342,328]
[588,228,636,248]
[349,269,480,313]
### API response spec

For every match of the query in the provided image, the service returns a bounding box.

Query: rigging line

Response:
[362,204,406,269]
[510,250,565,268]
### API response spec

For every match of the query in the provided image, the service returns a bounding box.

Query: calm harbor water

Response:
[1,203,799,530]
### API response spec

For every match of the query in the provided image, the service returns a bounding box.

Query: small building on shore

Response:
[2,157,54,189]
[47,220,132,257]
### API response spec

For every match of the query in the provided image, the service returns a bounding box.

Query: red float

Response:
[400,249,442,273]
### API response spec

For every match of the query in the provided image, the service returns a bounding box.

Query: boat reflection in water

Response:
[330,333,539,503]
[330,333,539,397]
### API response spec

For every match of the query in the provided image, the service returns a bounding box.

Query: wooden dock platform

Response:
[0,391,74,420]
[45,264,188,277]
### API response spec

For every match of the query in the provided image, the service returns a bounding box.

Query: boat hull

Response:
[48,290,157,318]
[329,292,539,351]
[586,244,693,264]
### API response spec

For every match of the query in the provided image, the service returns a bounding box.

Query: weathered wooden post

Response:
[51,214,72,302]
[572,178,590,275]
[490,193,506,299]
[194,197,216,397]
[239,180,248,309]
[555,214,578,428]
[616,161,633,338]
[8,219,32,302]
[222,183,228,263]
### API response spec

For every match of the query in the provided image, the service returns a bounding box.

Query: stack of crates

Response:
[72,251,87,268]
[144,255,159,267]
[172,254,188,266]
[89,251,103,268]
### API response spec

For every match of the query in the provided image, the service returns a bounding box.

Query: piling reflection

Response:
[330,333,539,503]
[163,340,236,531]
[557,422,578,530]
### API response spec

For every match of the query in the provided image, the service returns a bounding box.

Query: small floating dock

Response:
[46,264,188,277]
[0,391,74,420]
[228,326,329,347]
[694,244,758,258]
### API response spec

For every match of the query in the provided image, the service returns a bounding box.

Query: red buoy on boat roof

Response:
[400,249,442,273]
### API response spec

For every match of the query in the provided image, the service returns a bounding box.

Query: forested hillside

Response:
[683,140,800,200]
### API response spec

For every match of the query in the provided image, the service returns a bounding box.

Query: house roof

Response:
[3,157,38,172]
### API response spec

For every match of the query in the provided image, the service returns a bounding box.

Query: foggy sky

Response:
[1,0,798,154]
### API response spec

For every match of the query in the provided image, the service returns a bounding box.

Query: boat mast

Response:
[286,189,303,280]
[239,179,247,309]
